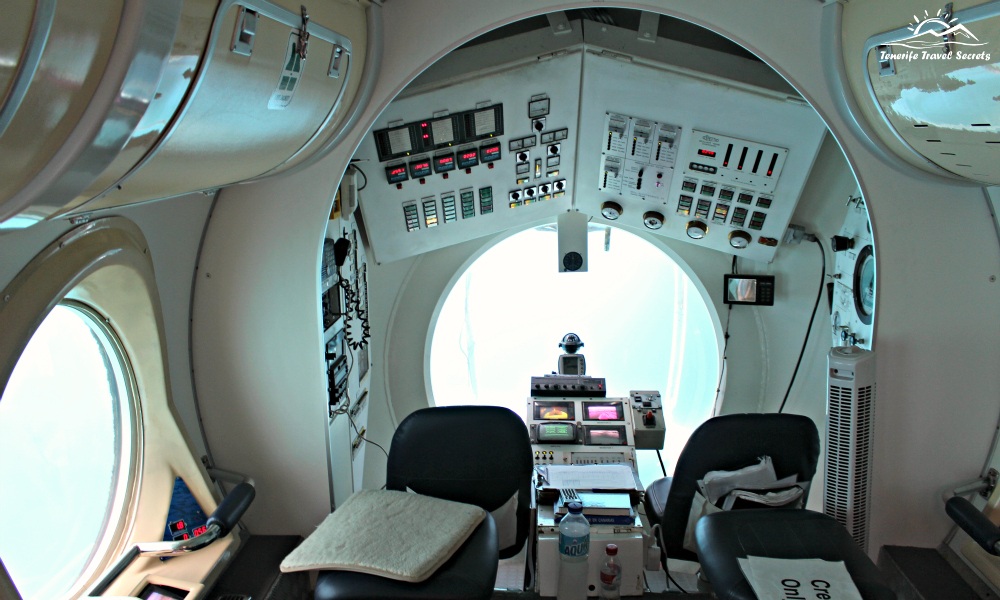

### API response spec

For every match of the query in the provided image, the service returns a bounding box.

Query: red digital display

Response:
[192,524,208,537]
[480,143,502,163]
[697,149,717,157]
[434,154,456,173]
[457,149,479,169]
[385,165,408,184]
[409,160,432,178]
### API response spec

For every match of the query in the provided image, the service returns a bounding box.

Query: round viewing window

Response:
[0,303,137,599]
[429,224,721,484]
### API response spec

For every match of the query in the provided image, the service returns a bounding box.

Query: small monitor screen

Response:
[723,274,774,306]
[140,584,188,600]
[537,422,577,443]
[558,354,585,375]
[534,401,574,421]
[583,402,624,421]
[585,425,627,446]
[727,277,756,302]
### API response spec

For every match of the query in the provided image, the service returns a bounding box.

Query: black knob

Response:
[831,235,854,252]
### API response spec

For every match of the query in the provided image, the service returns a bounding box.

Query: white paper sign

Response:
[737,556,863,600]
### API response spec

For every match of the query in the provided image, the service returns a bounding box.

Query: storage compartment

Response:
[0,0,368,226]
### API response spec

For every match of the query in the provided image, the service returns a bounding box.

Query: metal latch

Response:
[297,5,310,60]
[231,7,258,57]
[984,468,999,499]
[329,44,345,78]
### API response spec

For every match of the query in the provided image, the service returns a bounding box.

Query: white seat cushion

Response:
[280,489,486,583]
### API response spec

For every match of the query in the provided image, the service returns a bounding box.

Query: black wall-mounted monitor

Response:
[723,274,775,306]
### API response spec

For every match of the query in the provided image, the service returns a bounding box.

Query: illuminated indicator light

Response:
[723,144,733,167]
[767,153,778,177]
[737,147,748,171]
[697,149,716,158]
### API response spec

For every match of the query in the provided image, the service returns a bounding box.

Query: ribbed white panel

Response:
[825,347,877,551]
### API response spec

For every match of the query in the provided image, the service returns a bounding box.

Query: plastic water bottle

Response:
[598,543,622,599]
[556,502,590,600]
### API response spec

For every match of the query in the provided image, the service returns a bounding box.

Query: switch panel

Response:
[683,130,788,193]
[356,50,581,263]
[598,112,679,203]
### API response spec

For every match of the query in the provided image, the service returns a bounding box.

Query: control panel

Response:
[577,45,826,263]
[530,375,607,397]
[831,196,875,349]
[528,396,638,467]
[355,20,826,264]
[355,51,583,264]
[629,390,666,451]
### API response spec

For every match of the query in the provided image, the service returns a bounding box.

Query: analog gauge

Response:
[601,201,623,220]
[853,244,875,325]
[563,251,584,272]
[643,211,664,230]
[686,220,707,239]
[728,230,751,249]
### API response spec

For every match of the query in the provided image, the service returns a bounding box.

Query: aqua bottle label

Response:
[559,533,590,557]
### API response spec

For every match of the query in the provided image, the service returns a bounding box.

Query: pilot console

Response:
[527,374,665,596]
[527,376,665,466]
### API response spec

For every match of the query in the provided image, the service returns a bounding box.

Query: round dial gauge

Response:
[853,244,875,325]
[601,201,623,220]
[686,220,707,240]
[728,230,751,249]
[563,251,584,272]
[643,211,664,230]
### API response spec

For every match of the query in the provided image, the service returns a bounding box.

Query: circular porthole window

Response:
[0,302,137,599]
[429,224,720,484]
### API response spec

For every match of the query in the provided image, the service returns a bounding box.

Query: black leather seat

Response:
[315,405,533,600]
[695,509,896,600]
[643,413,820,564]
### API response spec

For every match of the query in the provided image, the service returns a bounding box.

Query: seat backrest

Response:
[386,405,533,559]
[662,412,820,561]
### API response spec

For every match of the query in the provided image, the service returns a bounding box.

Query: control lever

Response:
[946,496,1000,555]
[87,482,255,596]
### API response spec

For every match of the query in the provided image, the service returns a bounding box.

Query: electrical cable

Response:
[351,162,368,191]
[655,449,667,477]
[711,255,738,407]
[336,263,370,351]
[777,236,826,414]
[668,573,689,594]
[329,327,389,462]
[651,524,688,593]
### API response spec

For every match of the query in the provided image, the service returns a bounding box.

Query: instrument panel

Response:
[355,19,827,264]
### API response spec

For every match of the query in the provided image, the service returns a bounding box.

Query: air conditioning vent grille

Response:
[825,348,876,552]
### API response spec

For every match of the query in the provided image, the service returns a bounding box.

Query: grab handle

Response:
[86,481,255,596]
[946,496,1000,556]
[207,481,255,536]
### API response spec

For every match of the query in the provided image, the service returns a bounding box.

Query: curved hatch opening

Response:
[430,223,720,485]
